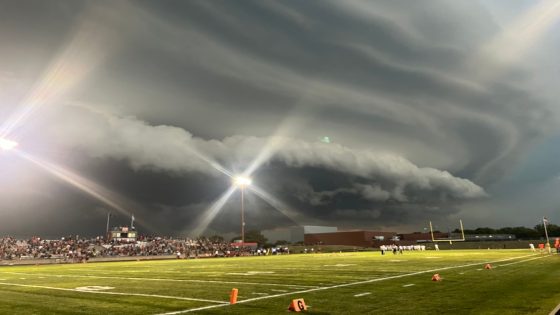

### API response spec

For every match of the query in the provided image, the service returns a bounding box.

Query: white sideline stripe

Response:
[2,272,317,289]
[354,292,371,297]
[154,254,541,315]
[497,256,546,267]
[0,282,227,304]
[402,284,415,287]
[549,302,560,315]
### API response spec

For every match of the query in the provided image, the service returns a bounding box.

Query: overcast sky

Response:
[1,0,559,238]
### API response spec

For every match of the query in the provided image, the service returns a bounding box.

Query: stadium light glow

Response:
[233,176,252,187]
[0,137,18,150]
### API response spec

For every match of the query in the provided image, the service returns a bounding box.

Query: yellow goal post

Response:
[429,219,466,243]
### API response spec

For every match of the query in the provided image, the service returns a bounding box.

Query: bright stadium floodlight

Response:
[233,175,252,247]
[0,137,18,150]
[234,176,252,187]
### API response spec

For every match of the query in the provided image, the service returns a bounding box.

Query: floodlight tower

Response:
[234,176,252,246]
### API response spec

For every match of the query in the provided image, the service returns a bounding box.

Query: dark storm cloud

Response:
[86,0,551,182]
[12,103,483,235]
[42,105,485,198]
[255,166,467,231]
[0,0,558,236]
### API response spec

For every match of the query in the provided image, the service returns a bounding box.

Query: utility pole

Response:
[241,187,245,246]
[429,221,435,241]
[106,212,111,239]
[543,217,551,253]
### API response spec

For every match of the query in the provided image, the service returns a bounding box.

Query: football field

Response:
[0,250,558,314]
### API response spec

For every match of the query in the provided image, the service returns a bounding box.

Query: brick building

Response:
[304,230,397,247]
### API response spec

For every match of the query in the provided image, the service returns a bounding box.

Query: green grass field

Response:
[0,250,558,314]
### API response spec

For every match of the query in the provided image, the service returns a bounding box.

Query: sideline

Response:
[496,255,547,267]
[1,272,317,289]
[0,282,227,304]
[549,303,560,315]
[156,253,543,314]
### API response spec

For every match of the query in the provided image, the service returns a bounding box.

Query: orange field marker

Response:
[431,273,442,281]
[230,288,238,304]
[288,298,307,312]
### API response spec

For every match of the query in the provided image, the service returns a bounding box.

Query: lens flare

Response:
[248,185,309,224]
[473,0,560,79]
[16,151,156,232]
[188,147,233,178]
[190,186,238,237]
[0,5,118,138]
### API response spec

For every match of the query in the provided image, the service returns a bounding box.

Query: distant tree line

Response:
[453,224,560,239]
[222,230,269,247]
[225,230,288,247]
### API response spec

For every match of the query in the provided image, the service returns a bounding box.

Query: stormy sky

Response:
[1,0,559,238]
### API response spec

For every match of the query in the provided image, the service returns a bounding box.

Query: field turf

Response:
[0,250,558,314]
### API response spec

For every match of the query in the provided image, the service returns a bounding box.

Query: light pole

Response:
[106,212,112,239]
[543,217,551,253]
[234,176,252,247]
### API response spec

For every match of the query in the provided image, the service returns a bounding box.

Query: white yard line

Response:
[1,272,317,289]
[157,304,230,314]
[353,292,371,297]
[496,255,547,267]
[549,302,560,315]
[402,284,415,287]
[0,282,227,304]
[154,253,541,315]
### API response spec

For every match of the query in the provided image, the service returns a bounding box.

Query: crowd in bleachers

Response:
[0,235,254,261]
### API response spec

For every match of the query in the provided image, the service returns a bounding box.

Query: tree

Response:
[231,230,268,246]
[474,227,496,234]
[246,230,267,246]
[535,224,560,237]
[458,226,541,239]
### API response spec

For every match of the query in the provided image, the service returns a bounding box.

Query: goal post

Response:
[429,219,466,243]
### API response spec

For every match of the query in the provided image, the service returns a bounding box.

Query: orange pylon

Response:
[230,288,238,304]
[288,298,307,312]
[484,264,492,270]
[432,273,442,281]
